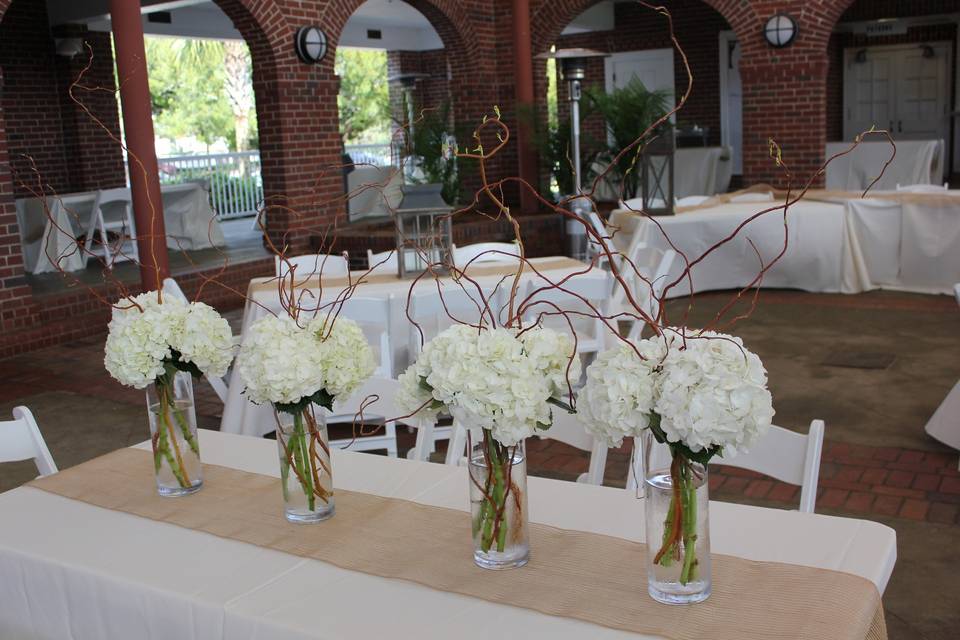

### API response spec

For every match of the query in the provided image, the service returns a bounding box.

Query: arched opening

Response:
[0,0,275,288]
[536,0,735,204]
[827,0,960,185]
[335,0,458,221]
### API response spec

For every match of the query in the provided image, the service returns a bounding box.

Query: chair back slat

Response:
[276,254,349,279]
[452,242,520,267]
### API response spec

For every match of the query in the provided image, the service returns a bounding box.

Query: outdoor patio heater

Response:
[538,48,609,260]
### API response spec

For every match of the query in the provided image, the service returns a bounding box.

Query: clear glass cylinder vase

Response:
[275,406,335,523]
[468,429,529,570]
[643,430,711,604]
[146,371,203,497]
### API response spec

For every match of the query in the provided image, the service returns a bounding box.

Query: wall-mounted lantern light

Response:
[295,26,327,64]
[764,13,797,48]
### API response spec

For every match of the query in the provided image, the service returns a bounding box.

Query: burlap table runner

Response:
[249,257,588,295]
[30,448,886,640]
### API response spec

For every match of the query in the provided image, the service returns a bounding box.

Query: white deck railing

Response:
[158,151,263,220]
[345,143,393,167]
[157,145,394,219]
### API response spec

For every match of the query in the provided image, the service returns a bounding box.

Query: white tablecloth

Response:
[611,200,849,298]
[843,196,960,295]
[15,184,225,273]
[221,258,609,437]
[825,140,943,191]
[0,430,896,640]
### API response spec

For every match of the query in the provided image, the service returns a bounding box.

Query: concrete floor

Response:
[1,288,958,638]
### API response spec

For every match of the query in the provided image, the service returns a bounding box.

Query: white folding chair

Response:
[407,285,496,358]
[86,188,137,267]
[451,242,520,268]
[626,419,825,513]
[0,407,57,477]
[623,246,678,342]
[896,183,950,192]
[407,286,495,453]
[326,377,433,458]
[275,253,349,280]
[953,282,960,306]
[586,211,618,268]
[331,295,394,378]
[161,277,232,404]
[517,270,614,361]
[445,411,608,484]
[366,249,398,275]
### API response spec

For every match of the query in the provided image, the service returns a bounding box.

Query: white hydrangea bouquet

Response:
[579,329,774,597]
[104,291,234,496]
[236,313,375,522]
[397,323,580,568]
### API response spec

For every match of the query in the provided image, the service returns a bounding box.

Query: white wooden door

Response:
[843,43,950,142]
[895,44,949,138]
[719,33,743,174]
[604,49,675,100]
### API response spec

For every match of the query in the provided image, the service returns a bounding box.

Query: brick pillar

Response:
[739,56,829,188]
[256,69,345,254]
[0,66,40,335]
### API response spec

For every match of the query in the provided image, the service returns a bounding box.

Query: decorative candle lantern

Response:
[395,184,453,279]
[640,130,675,216]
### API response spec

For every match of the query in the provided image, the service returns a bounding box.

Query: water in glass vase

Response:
[644,468,712,604]
[148,395,203,497]
[276,408,335,523]
[468,434,529,570]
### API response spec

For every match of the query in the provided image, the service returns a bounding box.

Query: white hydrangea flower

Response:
[578,338,664,447]
[306,316,376,399]
[396,367,442,421]
[519,326,581,398]
[173,301,235,378]
[654,330,774,455]
[104,291,235,389]
[236,315,326,405]
[397,324,570,446]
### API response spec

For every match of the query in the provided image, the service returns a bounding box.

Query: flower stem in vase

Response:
[654,455,700,584]
[469,429,529,569]
[276,406,335,523]
[147,371,202,497]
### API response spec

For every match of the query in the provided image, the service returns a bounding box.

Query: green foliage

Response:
[405,100,464,205]
[336,48,391,144]
[146,37,258,152]
[584,78,672,199]
[520,103,601,198]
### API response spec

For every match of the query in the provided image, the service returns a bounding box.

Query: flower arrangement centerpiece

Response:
[236,313,375,523]
[104,291,234,496]
[397,323,580,569]
[579,329,774,603]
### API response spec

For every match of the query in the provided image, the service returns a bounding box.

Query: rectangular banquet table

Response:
[221,257,609,436]
[0,430,896,640]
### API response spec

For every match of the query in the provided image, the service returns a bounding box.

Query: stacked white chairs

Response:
[451,242,520,267]
[517,270,614,361]
[275,253,349,281]
[446,411,608,485]
[366,249,398,275]
[627,419,825,513]
[161,277,232,403]
[85,188,137,267]
[0,407,57,477]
